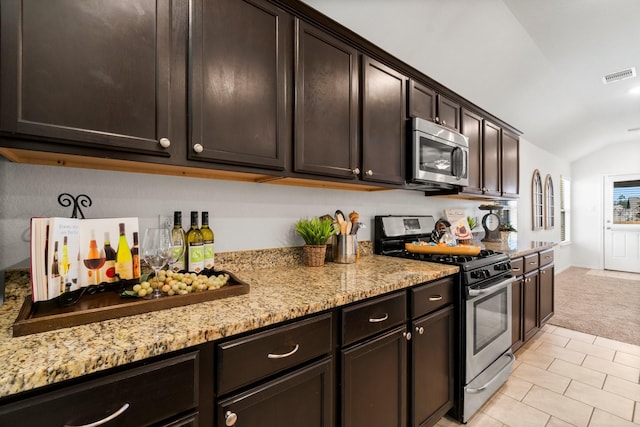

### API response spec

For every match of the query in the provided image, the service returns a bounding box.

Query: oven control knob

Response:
[494,263,508,271]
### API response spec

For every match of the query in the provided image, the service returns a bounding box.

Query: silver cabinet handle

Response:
[428,295,443,301]
[512,267,521,272]
[542,270,546,275]
[403,331,412,341]
[159,137,171,148]
[193,143,204,153]
[435,116,440,123]
[267,344,299,359]
[368,313,389,323]
[365,170,373,176]
[63,403,129,427]
[225,410,238,426]
[416,326,424,334]
[528,261,536,265]
[352,168,360,175]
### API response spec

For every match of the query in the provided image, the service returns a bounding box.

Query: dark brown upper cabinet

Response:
[0,0,174,156]
[460,108,483,195]
[188,0,290,171]
[501,129,520,198]
[408,80,460,131]
[482,120,502,197]
[362,57,406,185]
[293,19,359,179]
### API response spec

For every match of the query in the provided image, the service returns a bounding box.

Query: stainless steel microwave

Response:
[407,117,469,191]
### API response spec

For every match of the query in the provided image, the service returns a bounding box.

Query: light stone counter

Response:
[481,239,557,258]
[0,253,457,399]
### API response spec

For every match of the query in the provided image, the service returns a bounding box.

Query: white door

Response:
[604,174,640,273]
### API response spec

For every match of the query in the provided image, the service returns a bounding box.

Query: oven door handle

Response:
[466,352,515,393]
[467,277,512,298]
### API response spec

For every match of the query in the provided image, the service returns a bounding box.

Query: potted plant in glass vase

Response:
[499,222,517,243]
[295,217,336,267]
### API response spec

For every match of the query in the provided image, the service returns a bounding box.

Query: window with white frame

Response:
[532,170,543,230]
[560,176,571,243]
[545,174,555,229]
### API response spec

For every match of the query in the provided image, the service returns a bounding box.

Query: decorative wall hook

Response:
[58,193,92,219]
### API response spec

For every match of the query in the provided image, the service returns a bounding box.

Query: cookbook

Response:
[30,217,140,302]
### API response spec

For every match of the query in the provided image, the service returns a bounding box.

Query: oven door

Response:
[465,275,513,382]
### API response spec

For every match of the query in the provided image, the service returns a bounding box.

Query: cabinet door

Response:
[539,264,554,325]
[361,56,406,185]
[523,271,539,341]
[482,120,501,197]
[511,277,524,351]
[436,95,460,131]
[218,358,333,427]
[408,80,436,121]
[189,0,290,170]
[412,306,454,427]
[0,0,173,155]
[501,130,519,198]
[342,326,407,427]
[460,108,483,195]
[294,19,359,179]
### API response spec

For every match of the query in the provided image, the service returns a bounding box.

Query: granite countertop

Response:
[482,239,557,258]
[0,254,458,400]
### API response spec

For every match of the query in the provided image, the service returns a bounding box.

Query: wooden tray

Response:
[12,270,249,337]
[405,243,481,256]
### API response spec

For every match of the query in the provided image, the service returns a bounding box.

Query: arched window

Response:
[532,170,543,230]
[545,174,555,229]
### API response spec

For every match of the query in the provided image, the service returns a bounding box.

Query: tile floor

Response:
[437,324,640,427]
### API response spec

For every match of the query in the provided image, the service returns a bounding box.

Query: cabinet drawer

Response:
[217,312,333,395]
[411,277,454,318]
[342,291,407,346]
[523,253,539,273]
[510,257,524,276]
[539,249,554,267]
[0,351,199,427]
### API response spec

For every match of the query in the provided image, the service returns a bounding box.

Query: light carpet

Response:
[549,267,640,346]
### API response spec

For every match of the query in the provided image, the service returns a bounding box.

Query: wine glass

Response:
[142,228,172,298]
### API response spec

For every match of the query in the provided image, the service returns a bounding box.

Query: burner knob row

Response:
[471,269,490,279]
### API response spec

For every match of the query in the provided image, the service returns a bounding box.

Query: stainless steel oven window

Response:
[473,287,509,353]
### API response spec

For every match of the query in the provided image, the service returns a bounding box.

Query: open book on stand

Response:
[30,217,140,302]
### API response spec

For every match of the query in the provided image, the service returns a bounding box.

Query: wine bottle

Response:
[59,236,70,294]
[83,229,105,284]
[131,231,140,279]
[201,211,215,271]
[50,240,60,295]
[103,232,117,283]
[171,211,186,272]
[116,223,134,280]
[185,211,204,273]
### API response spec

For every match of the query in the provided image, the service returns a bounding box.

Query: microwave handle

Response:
[451,147,465,179]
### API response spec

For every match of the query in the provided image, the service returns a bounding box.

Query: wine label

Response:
[103,260,116,282]
[187,243,205,273]
[203,242,214,269]
[171,245,185,272]
[116,260,134,280]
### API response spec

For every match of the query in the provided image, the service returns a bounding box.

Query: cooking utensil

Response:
[335,210,348,235]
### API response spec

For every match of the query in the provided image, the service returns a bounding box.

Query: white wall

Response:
[517,137,571,272]
[571,139,640,269]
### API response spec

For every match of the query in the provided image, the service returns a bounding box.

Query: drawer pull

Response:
[64,403,129,427]
[428,295,443,301]
[267,344,300,359]
[368,313,389,323]
[225,411,238,426]
[512,267,521,272]
[528,262,536,265]
[416,326,425,334]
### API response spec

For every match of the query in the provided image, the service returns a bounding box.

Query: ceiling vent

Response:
[602,67,636,84]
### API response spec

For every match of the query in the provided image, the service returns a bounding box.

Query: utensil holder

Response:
[332,235,357,264]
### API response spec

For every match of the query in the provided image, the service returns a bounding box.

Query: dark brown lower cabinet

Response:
[342,326,407,427]
[0,351,201,427]
[160,412,199,427]
[411,305,454,427]
[217,358,333,427]
[523,271,539,342]
[511,276,524,351]
[539,264,555,325]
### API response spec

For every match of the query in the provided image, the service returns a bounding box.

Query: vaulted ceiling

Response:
[302,0,640,163]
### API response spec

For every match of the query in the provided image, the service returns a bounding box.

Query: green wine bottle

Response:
[201,211,215,271]
[171,211,186,272]
[186,211,204,273]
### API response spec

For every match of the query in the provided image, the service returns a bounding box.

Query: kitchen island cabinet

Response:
[0,0,175,157]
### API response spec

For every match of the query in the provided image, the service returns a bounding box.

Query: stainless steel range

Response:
[375,215,515,423]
